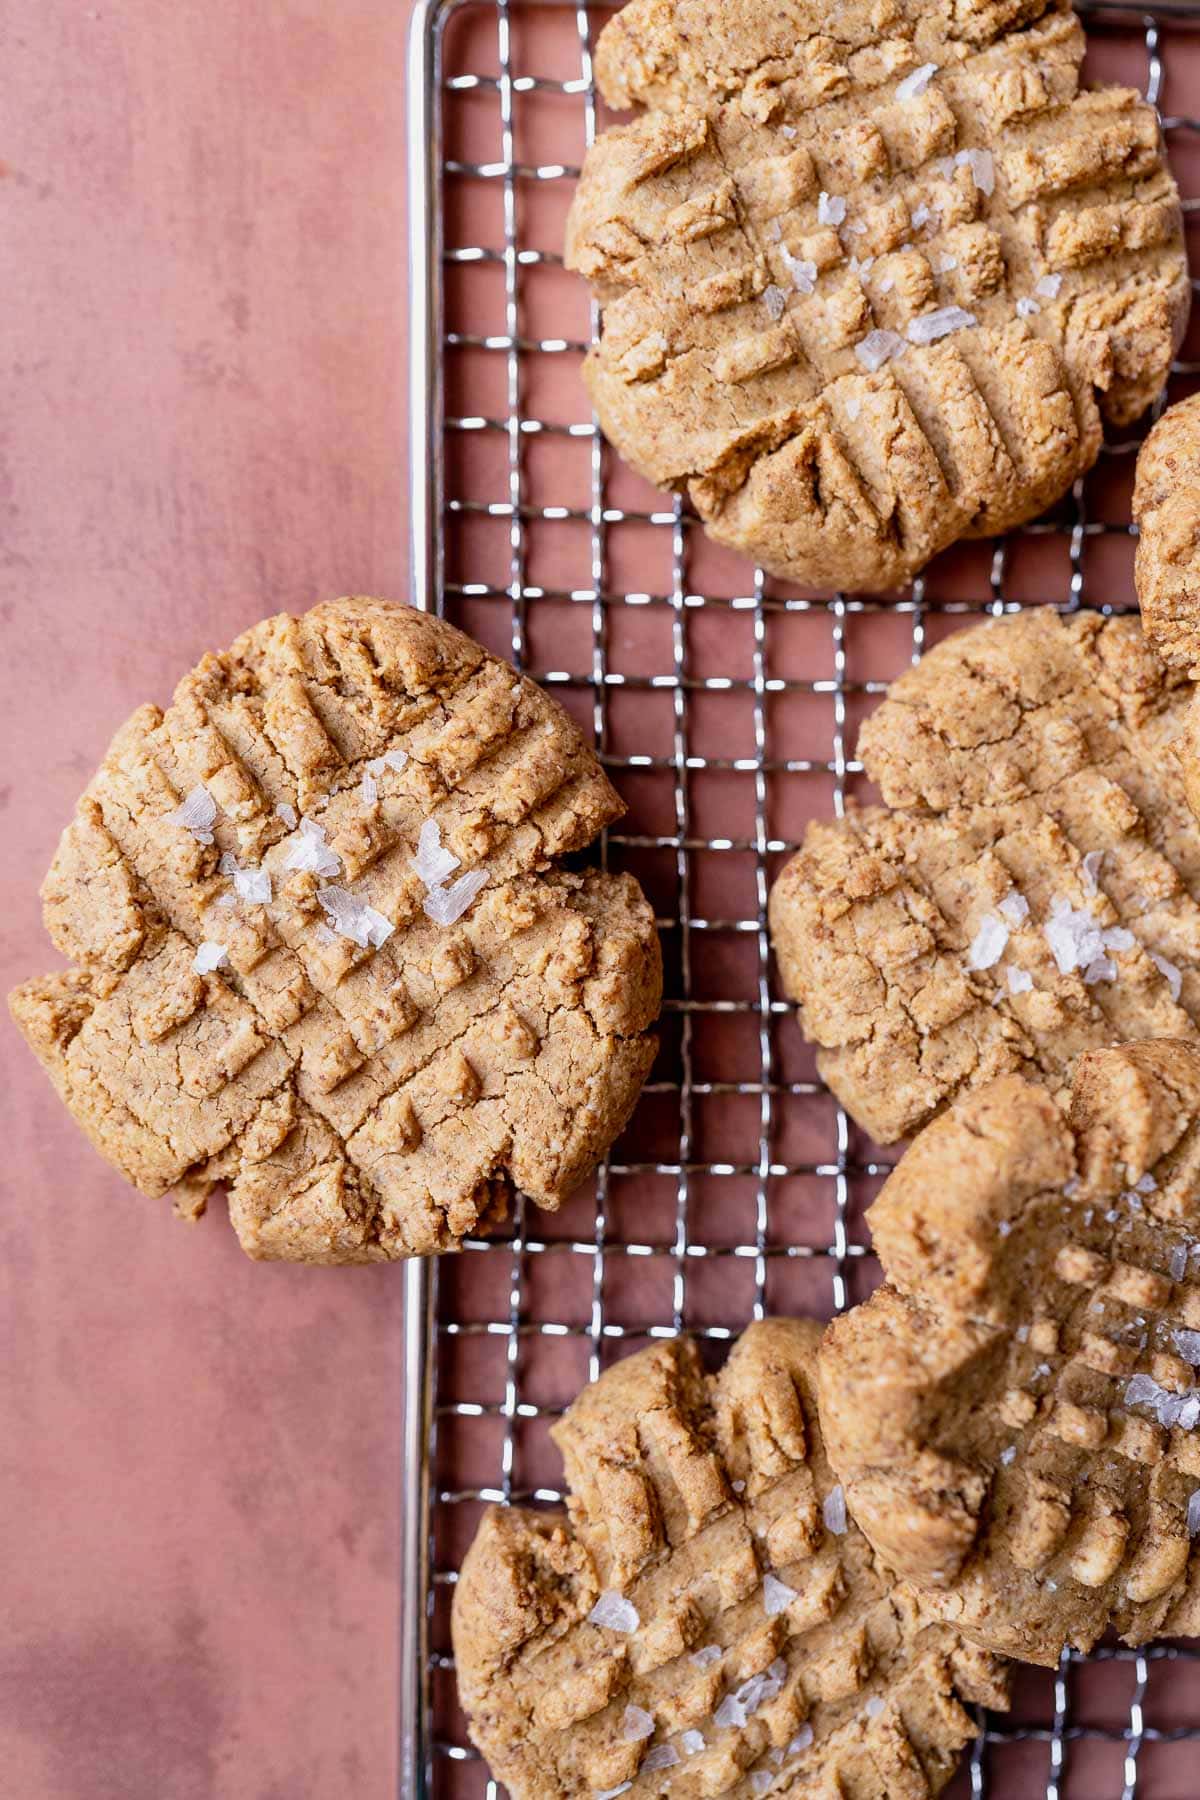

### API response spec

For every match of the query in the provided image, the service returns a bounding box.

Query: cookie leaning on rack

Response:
[8,598,662,1263]
[768,607,1200,1144]
[566,0,1188,594]
[820,1041,1200,1667]
[453,1318,1008,1799]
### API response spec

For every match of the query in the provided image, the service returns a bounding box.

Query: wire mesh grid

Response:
[405,2,1200,1793]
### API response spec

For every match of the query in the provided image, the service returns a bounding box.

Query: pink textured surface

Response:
[3,4,411,1796]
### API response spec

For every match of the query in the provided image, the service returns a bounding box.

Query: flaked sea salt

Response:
[1136,1173,1157,1194]
[1082,850,1104,894]
[679,1729,706,1756]
[908,305,978,344]
[780,248,817,294]
[691,1645,723,1668]
[763,1573,798,1617]
[997,1220,1013,1237]
[1043,896,1131,977]
[716,1661,787,1732]
[1007,966,1033,995]
[361,768,379,807]
[588,1590,639,1633]
[1189,1491,1200,1537]
[275,801,298,829]
[413,818,460,888]
[864,1696,886,1719]
[383,748,408,772]
[1125,1370,1200,1430]
[595,1786,632,1800]
[1152,951,1183,1002]
[317,885,395,950]
[1036,273,1063,299]
[750,1772,773,1795]
[934,252,958,274]
[1174,1329,1200,1365]
[314,922,338,945]
[1084,955,1117,986]
[956,147,995,195]
[763,284,788,321]
[424,867,488,927]
[818,191,847,226]
[1171,1244,1189,1281]
[193,940,228,975]
[967,912,1008,970]
[998,890,1030,925]
[169,784,218,845]
[622,1704,655,1742]
[849,255,875,277]
[218,851,239,876]
[911,202,932,229]
[878,275,895,294]
[855,329,904,372]
[896,60,938,101]
[284,817,342,878]
[1000,1445,1017,1465]
[234,866,272,906]
[641,1744,679,1773]
[714,1693,747,1731]
[823,1484,847,1535]
[1016,297,1040,318]
[731,1477,746,1494]
[788,1725,815,1756]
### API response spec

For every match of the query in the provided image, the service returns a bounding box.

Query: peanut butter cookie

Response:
[769,609,1200,1144]
[567,0,1188,593]
[453,1319,1008,1799]
[1135,391,1200,677]
[9,598,662,1262]
[820,1042,1200,1665]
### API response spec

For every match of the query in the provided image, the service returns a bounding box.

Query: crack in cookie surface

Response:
[453,1319,1008,1799]
[769,609,1200,1144]
[567,0,1189,592]
[9,598,662,1263]
[819,1044,1200,1665]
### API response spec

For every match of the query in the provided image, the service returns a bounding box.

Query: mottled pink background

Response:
[3,5,411,1795]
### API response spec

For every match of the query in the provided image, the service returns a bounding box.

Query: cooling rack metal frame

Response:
[402,3,1200,1795]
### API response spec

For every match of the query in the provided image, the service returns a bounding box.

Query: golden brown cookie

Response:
[1135,392,1200,679]
[9,598,662,1263]
[768,608,1200,1144]
[453,1319,1008,1799]
[566,0,1189,594]
[820,1042,1200,1666]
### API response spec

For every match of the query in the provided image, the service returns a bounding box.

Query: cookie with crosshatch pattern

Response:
[768,607,1200,1146]
[1135,391,1200,680]
[8,597,662,1263]
[452,1318,1009,1798]
[564,0,1189,594]
[819,1042,1200,1666]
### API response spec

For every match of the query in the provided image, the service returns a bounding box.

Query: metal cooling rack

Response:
[403,3,1200,1795]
